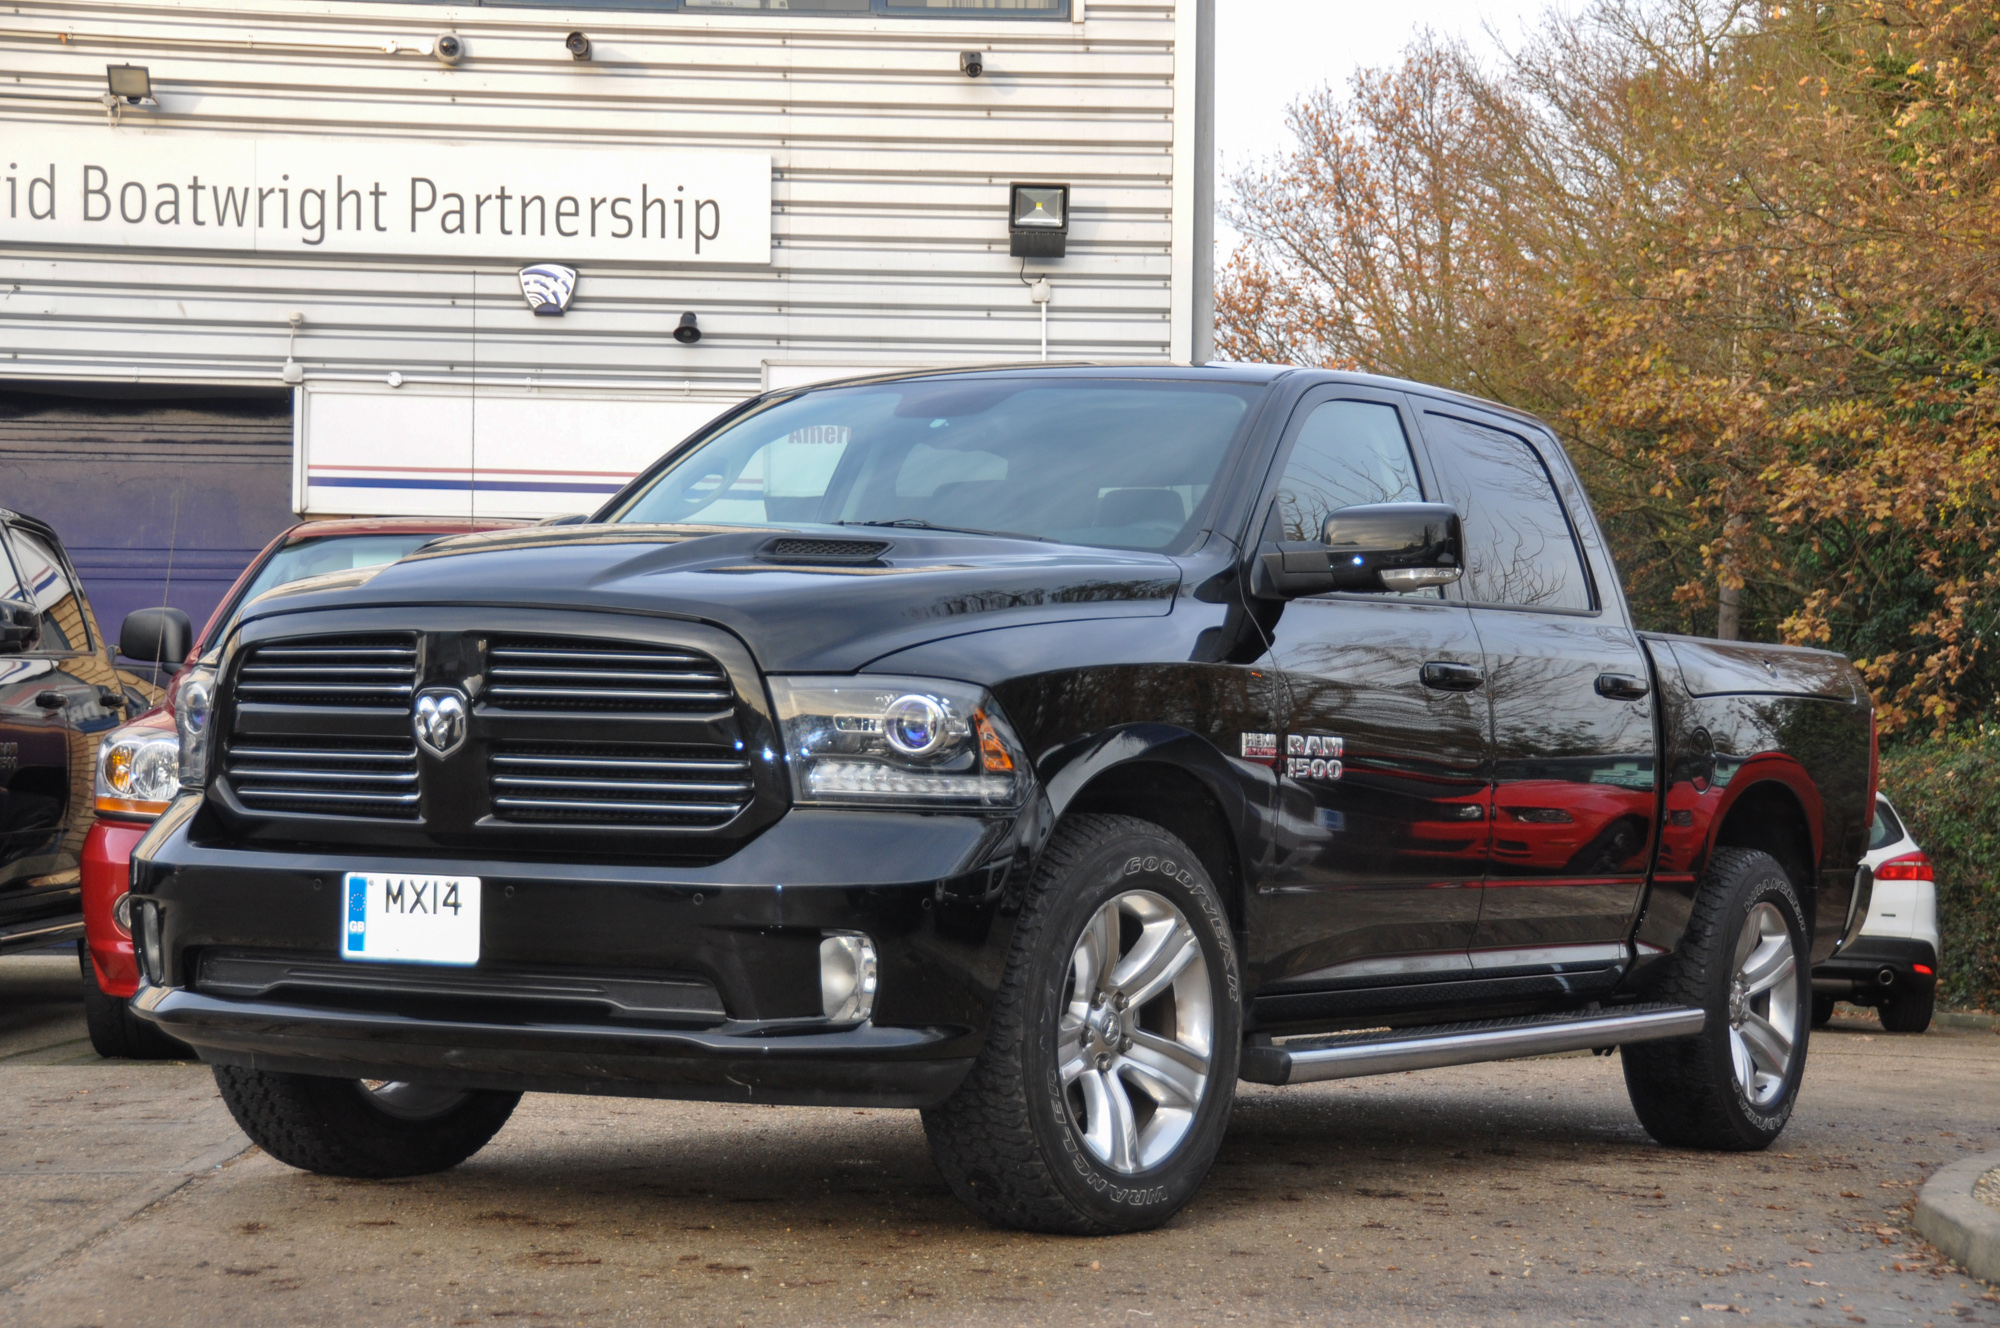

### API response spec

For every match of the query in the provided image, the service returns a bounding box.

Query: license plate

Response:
[342,872,481,965]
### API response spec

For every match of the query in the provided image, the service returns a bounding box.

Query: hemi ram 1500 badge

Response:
[1240,733,1345,780]
[1286,733,1343,781]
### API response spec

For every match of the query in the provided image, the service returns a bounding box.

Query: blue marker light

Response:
[1352,556,1365,566]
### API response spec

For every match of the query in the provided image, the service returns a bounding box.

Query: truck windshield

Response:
[223,534,445,634]
[602,377,1263,551]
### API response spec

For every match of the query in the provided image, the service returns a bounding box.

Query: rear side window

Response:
[1272,400,1423,542]
[1422,414,1593,611]
[1868,797,1905,851]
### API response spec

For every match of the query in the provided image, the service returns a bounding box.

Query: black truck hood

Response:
[233,523,1183,675]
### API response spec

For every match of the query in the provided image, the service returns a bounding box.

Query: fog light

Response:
[820,932,877,1023]
[134,900,164,985]
[112,892,133,938]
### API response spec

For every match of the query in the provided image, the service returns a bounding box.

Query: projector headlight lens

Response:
[768,675,1028,809]
[174,666,216,790]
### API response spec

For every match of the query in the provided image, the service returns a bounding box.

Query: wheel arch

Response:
[1039,725,1259,931]
[1710,773,1819,929]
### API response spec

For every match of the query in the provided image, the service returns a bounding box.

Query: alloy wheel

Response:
[1057,889,1214,1174]
[1727,902,1799,1108]
[360,1080,473,1121]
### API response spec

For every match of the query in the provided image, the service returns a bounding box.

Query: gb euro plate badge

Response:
[343,872,481,965]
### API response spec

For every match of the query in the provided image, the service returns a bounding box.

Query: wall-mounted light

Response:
[959,50,984,78]
[1009,183,1068,259]
[673,312,702,345]
[106,65,153,103]
[101,64,156,123]
[565,31,591,61]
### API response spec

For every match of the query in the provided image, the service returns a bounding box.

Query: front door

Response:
[1417,409,1658,973]
[1248,390,1492,1011]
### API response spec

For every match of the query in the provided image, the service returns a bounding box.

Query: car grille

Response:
[224,737,421,819]
[484,638,733,714]
[234,635,418,709]
[488,742,754,827]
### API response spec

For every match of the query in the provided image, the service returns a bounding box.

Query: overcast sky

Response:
[1213,0,1554,178]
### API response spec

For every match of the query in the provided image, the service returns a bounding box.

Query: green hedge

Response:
[1878,728,2000,1011]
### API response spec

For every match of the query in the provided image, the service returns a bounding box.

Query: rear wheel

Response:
[921,814,1241,1234]
[1810,993,1836,1028]
[1622,848,1810,1151]
[1877,984,1934,1034]
[79,940,190,1061]
[213,1066,519,1178]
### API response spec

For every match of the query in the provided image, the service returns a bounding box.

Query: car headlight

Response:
[96,713,182,817]
[767,675,1029,809]
[174,666,216,790]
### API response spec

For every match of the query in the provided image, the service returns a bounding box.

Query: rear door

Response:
[1416,409,1657,976]
[1249,388,1492,1011]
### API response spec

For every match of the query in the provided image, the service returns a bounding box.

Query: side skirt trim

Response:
[1239,1003,1706,1086]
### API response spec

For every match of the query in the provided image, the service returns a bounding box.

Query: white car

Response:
[1812,793,1939,1032]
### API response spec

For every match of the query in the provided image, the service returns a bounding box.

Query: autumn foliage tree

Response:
[1219,0,2000,732]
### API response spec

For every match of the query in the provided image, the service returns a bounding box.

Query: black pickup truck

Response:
[129,365,1876,1235]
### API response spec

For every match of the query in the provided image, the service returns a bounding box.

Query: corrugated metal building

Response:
[0,0,1214,632]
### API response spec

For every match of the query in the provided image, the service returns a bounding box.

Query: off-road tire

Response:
[213,1066,520,1178]
[1877,984,1934,1034]
[1622,847,1810,1151]
[1810,993,1836,1029]
[921,814,1241,1235]
[79,940,190,1061]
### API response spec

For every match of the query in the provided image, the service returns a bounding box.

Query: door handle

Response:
[1595,672,1650,700]
[1420,661,1484,692]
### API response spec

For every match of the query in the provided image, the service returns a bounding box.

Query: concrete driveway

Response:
[3,950,1996,1327]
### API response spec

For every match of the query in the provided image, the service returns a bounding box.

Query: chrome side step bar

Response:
[1240,1003,1707,1086]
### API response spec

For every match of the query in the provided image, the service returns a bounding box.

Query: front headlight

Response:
[96,713,181,817]
[767,675,1029,809]
[174,666,216,790]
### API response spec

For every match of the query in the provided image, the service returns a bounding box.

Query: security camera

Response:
[959,50,984,79]
[434,33,464,66]
[565,31,591,61]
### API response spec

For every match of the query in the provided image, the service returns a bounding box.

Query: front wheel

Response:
[1622,847,1811,1151]
[80,940,191,1061]
[213,1066,520,1178]
[922,814,1241,1234]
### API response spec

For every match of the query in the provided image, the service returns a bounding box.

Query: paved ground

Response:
[3,951,1997,1328]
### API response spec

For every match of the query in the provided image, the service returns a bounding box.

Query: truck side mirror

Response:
[0,596,38,654]
[118,606,193,674]
[1256,502,1465,598]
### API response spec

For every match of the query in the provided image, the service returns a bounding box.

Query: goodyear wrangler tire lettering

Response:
[922,814,1242,1234]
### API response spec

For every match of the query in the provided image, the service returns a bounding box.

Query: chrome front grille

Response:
[489,743,753,827]
[485,638,734,714]
[224,737,420,820]
[235,635,417,709]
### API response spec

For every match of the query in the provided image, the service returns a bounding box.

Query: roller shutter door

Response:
[0,387,295,644]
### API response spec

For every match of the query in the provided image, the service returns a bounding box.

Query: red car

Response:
[81,517,520,1058]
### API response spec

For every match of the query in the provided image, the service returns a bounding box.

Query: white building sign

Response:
[2,127,771,264]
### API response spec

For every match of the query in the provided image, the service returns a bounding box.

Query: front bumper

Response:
[129,802,1038,1107]
[1812,934,1937,1001]
[82,818,148,998]
[133,985,971,1107]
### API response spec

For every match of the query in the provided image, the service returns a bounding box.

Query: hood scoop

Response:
[757,536,891,564]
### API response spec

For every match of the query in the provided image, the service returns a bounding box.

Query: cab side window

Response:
[1421,415,1594,612]
[1272,400,1423,541]
[0,529,27,605]
[3,525,89,654]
